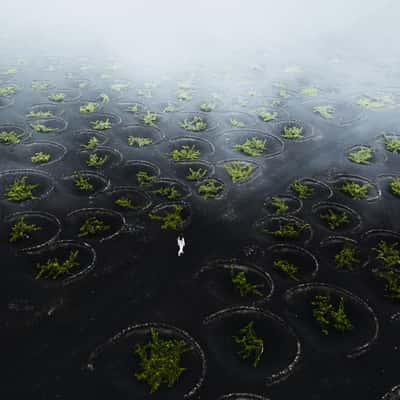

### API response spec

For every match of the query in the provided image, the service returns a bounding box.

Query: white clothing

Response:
[177,236,185,256]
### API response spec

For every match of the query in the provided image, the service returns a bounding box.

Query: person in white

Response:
[177,235,185,256]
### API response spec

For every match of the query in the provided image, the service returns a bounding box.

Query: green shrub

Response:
[152,186,181,200]
[198,179,224,199]
[282,126,303,139]
[356,96,394,109]
[0,130,22,144]
[257,109,277,122]
[35,250,79,280]
[81,136,99,150]
[78,216,110,237]
[48,93,65,102]
[373,240,400,268]
[180,116,207,132]
[335,243,360,270]
[127,103,141,113]
[383,135,400,154]
[291,180,314,199]
[313,105,335,119]
[231,270,262,297]
[90,119,112,130]
[234,137,267,156]
[186,168,207,181]
[170,145,201,161]
[115,196,136,209]
[200,102,216,112]
[319,208,349,230]
[311,295,353,335]
[301,86,319,97]
[339,181,370,199]
[26,111,53,118]
[177,90,193,101]
[80,102,98,113]
[134,327,190,394]
[224,161,256,183]
[30,123,56,133]
[31,152,51,164]
[230,118,245,128]
[86,153,108,168]
[233,321,264,368]
[390,178,400,196]
[5,176,38,201]
[73,173,94,191]
[376,270,400,299]
[0,84,18,96]
[137,171,156,186]
[128,136,153,147]
[267,221,309,239]
[143,112,157,126]
[273,259,299,280]
[148,205,184,230]
[271,197,289,215]
[348,147,373,164]
[9,216,42,243]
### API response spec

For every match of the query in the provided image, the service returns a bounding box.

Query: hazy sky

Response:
[0,0,397,62]
[1,1,391,30]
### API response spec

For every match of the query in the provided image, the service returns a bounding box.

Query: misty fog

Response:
[0,0,398,71]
